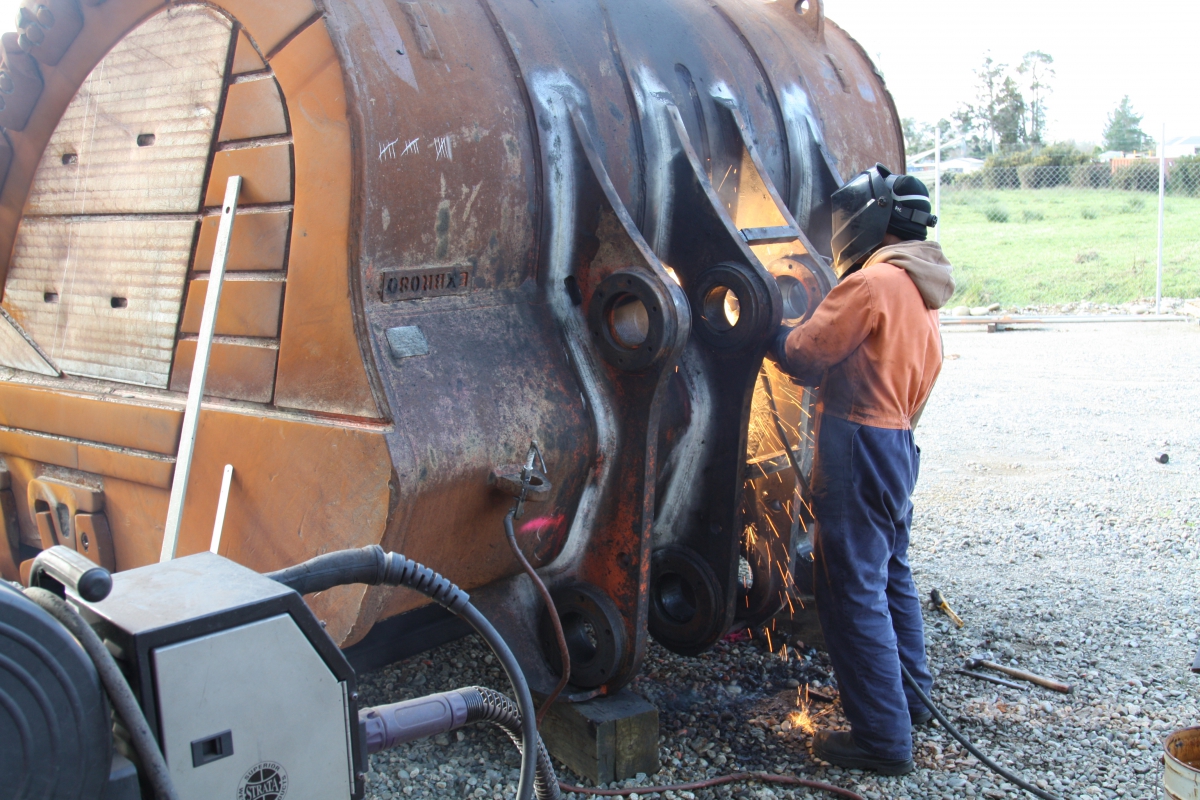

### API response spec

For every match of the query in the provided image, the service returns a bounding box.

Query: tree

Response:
[1018,51,1054,144]
[993,77,1027,147]
[1103,96,1150,153]
[951,105,989,158]
[973,54,1007,152]
[902,117,932,156]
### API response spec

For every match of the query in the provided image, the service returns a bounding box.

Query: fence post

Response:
[1157,123,1165,314]
[934,125,941,242]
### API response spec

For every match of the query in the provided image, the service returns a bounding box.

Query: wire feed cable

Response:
[268,545,540,800]
[901,664,1062,800]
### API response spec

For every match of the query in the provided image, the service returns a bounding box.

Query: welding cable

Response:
[760,371,805,484]
[504,508,571,724]
[900,664,1062,800]
[24,588,181,800]
[471,686,564,800]
[559,772,864,799]
[267,546,540,800]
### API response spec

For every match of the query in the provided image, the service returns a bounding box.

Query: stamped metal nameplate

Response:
[380,266,472,301]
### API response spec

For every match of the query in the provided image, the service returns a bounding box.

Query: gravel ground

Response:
[361,320,1200,800]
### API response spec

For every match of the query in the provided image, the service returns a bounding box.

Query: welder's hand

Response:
[766,325,795,372]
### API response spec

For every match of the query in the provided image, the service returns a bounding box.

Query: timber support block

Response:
[540,689,659,785]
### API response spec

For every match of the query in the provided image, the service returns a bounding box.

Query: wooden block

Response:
[540,689,659,785]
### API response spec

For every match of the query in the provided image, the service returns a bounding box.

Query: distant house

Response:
[1110,156,1173,174]
[1161,135,1200,158]
[907,156,984,182]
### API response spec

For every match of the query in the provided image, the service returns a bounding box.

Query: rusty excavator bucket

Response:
[0,0,903,698]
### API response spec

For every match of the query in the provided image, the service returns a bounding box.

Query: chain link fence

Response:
[910,157,1200,309]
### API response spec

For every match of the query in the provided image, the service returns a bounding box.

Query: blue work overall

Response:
[811,413,934,761]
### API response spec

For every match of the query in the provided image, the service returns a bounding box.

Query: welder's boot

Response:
[910,707,933,726]
[811,730,915,775]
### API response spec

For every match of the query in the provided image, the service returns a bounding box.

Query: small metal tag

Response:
[385,326,430,360]
[380,266,471,302]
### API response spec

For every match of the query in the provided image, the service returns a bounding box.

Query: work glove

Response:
[766,325,795,372]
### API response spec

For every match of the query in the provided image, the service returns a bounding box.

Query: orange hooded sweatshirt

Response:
[781,240,956,430]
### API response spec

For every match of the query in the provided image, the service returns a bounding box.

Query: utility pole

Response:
[934,125,941,242]
[1157,123,1165,315]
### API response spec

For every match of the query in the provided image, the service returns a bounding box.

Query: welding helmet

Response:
[829,164,938,278]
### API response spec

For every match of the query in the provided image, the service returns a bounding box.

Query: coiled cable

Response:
[268,546,539,800]
[24,588,181,800]
[465,686,563,800]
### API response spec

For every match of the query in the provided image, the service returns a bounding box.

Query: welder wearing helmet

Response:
[768,164,955,775]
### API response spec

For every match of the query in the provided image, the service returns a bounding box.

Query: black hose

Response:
[266,545,466,609]
[465,686,562,800]
[760,371,805,484]
[24,588,181,800]
[900,665,1062,800]
[267,546,539,800]
[503,509,570,723]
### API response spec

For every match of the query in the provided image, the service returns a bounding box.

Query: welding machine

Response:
[0,546,547,800]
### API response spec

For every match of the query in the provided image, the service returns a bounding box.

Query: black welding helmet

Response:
[829,164,938,278]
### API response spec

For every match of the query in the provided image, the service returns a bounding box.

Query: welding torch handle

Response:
[974,660,1072,694]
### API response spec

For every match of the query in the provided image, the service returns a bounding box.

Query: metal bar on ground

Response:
[160,176,242,562]
[941,314,1190,328]
[210,464,234,554]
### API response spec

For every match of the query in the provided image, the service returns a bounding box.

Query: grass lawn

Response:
[936,187,1200,306]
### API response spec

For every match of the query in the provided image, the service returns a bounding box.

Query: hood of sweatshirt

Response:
[863,240,956,310]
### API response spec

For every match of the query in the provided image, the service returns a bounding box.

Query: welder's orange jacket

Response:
[781,240,956,430]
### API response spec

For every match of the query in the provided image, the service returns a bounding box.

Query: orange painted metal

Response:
[0,0,903,695]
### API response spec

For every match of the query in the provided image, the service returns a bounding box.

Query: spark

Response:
[787,689,817,735]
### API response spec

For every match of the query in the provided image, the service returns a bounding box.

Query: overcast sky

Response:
[825,0,1200,146]
[0,0,1192,146]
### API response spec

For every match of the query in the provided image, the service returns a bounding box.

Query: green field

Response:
[936,188,1200,306]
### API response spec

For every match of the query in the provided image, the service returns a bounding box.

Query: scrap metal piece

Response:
[384,325,430,360]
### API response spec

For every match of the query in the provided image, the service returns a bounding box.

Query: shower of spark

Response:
[787,687,817,736]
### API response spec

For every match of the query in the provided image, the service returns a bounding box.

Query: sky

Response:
[824,0,1200,147]
[0,0,1193,146]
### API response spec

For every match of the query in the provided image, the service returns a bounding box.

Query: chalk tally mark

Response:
[379,136,452,163]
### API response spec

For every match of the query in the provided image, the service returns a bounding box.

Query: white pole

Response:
[1157,123,1165,315]
[161,176,242,562]
[934,124,942,242]
[210,464,234,555]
